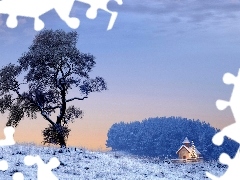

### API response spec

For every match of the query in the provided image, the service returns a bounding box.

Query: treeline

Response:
[106,117,239,160]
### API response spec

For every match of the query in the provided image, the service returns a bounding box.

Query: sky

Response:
[0,0,240,150]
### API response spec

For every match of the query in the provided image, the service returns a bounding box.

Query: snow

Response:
[0,143,227,179]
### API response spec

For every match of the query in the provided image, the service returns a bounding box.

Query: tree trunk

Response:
[54,123,66,148]
[58,134,66,148]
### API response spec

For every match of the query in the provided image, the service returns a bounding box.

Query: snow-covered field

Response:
[0,143,226,179]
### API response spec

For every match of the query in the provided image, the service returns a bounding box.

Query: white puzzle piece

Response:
[24,155,60,180]
[12,172,24,180]
[0,126,15,178]
[206,148,240,180]
[206,69,240,179]
[0,0,79,31]
[0,126,60,179]
[0,126,15,146]
[76,0,123,30]
[0,0,123,30]
[0,160,8,171]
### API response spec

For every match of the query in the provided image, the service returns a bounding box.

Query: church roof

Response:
[182,137,190,144]
[195,147,201,154]
[176,145,191,154]
[176,145,201,155]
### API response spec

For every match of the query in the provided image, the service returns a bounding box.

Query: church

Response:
[176,137,202,161]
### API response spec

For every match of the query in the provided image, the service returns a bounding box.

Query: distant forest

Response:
[106,117,239,160]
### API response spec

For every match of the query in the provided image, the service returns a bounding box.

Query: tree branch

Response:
[12,89,56,126]
[45,105,61,110]
[44,96,88,111]
[64,62,72,78]
[65,96,88,102]
[19,82,28,86]
[41,111,55,126]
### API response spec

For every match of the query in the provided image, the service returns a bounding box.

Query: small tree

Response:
[191,141,197,159]
[0,29,107,147]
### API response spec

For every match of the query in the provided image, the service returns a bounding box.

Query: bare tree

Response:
[0,29,107,147]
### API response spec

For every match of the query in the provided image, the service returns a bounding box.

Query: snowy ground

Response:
[0,143,227,179]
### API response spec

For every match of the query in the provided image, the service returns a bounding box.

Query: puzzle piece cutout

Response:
[0,126,15,172]
[12,172,24,180]
[206,148,240,180]
[212,70,240,145]
[0,0,79,31]
[206,69,240,179]
[76,0,123,30]
[0,0,123,31]
[0,126,60,179]
[216,70,240,122]
[0,126,15,146]
[0,160,8,171]
[24,155,60,180]
[0,126,15,178]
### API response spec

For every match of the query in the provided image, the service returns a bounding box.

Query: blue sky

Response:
[0,0,240,149]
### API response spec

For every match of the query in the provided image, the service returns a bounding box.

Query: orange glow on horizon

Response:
[0,99,234,151]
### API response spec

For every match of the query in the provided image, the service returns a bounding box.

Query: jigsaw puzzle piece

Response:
[207,148,240,180]
[0,0,80,30]
[0,126,15,146]
[0,0,122,30]
[12,172,24,180]
[7,14,44,31]
[217,70,240,121]
[52,0,80,29]
[216,100,229,111]
[45,157,60,169]
[0,127,17,178]
[0,160,8,171]
[0,0,52,30]
[212,123,240,145]
[222,72,237,85]
[24,155,60,180]
[207,69,240,179]
[6,16,18,29]
[76,0,123,30]
[206,172,220,180]
[0,0,18,28]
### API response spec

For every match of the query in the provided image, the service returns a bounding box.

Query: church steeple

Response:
[182,137,190,147]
